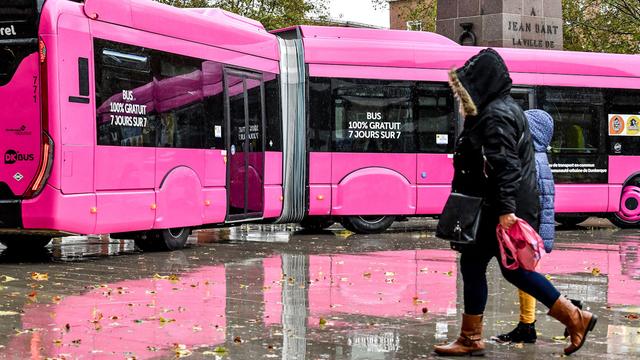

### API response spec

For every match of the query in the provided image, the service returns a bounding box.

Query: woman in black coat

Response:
[434,48,597,357]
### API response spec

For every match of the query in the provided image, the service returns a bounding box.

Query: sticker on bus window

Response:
[609,114,640,136]
[436,134,449,145]
[215,126,222,138]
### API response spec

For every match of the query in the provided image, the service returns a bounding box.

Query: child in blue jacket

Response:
[496,109,555,343]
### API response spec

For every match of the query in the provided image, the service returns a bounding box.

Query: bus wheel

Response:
[340,216,396,234]
[299,217,334,231]
[555,215,590,227]
[609,183,640,229]
[135,228,190,252]
[0,235,51,251]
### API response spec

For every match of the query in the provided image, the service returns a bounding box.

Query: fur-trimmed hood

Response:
[449,48,513,117]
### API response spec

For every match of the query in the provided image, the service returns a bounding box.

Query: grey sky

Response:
[329,0,390,28]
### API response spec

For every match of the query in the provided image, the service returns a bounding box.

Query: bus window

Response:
[95,39,154,147]
[0,0,40,86]
[511,88,535,110]
[539,87,608,184]
[203,61,225,150]
[308,77,332,152]
[415,83,455,153]
[540,88,604,154]
[264,75,282,151]
[154,51,207,149]
[331,79,414,153]
[606,89,640,156]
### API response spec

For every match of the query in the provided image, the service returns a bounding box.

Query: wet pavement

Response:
[0,219,638,359]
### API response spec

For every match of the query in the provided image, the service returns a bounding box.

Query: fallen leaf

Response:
[91,309,103,323]
[233,336,242,343]
[419,267,429,273]
[159,316,175,325]
[422,307,429,314]
[625,313,639,320]
[173,344,192,358]
[31,272,49,281]
[0,275,17,283]
[385,272,395,277]
[363,272,372,278]
[147,346,159,352]
[212,346,228,355]
[53,339,62,346]
[552,335,566,341]
[319,317,327,328]
[591,268,601,276]
[52,296,62,304]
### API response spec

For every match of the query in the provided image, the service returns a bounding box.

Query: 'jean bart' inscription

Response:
[507,21,560,35]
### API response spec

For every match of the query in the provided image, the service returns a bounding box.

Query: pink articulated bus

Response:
[1,0,639,251]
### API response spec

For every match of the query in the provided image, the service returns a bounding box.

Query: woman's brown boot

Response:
[548,297,598,355]
[434,314,485,356]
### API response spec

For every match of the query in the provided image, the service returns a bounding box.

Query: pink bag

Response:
[496,218,544,271]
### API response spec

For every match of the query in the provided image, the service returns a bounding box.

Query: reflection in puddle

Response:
[0,229,639,359]
[50,236,137,260]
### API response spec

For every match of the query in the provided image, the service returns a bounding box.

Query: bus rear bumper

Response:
[0,200,22,229]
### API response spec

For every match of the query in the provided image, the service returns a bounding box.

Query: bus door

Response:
[224,69,265,221]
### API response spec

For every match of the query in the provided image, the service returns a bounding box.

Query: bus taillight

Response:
[25,133,54,198]
[25,37,53,198]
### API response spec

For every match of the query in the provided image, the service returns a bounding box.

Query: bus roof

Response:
[83,0,279,60]
[290,25,640,80]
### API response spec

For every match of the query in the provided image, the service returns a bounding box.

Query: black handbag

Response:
[436,192,483,244]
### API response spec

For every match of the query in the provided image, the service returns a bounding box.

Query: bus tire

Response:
[0,235,51,251]
[135,228,190,252]
[340,216,396,234]
[299,217,334,231]
[555,215,589,227]
[608,180,640,228]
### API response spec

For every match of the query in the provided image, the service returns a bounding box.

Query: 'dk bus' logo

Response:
[4,150,34,165]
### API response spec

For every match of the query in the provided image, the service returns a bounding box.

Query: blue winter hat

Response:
[525,109,554,152]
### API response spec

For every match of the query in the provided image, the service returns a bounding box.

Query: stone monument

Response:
[435,0,563,49]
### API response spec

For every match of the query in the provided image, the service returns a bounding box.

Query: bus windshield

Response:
[0,0,46,200]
